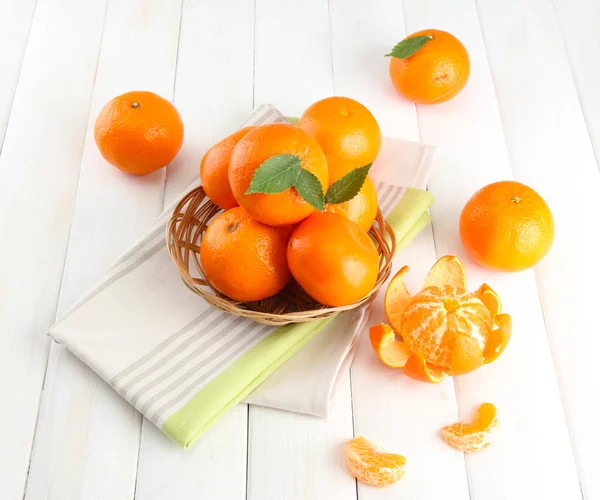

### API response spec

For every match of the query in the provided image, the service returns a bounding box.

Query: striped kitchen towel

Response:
[49,104,436,448]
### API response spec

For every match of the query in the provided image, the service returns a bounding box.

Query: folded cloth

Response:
[49,105,436,449]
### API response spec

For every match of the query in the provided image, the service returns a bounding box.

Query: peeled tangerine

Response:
[345,435,406,487]
[371,256,512,383]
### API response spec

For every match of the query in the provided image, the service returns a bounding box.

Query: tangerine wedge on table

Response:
[442,402,500,453]
[345,435,406,487]
[373,256,512,382]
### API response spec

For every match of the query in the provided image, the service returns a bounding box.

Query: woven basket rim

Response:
[166,186,396,326]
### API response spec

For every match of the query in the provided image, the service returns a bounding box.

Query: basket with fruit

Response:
[166,98,395,325]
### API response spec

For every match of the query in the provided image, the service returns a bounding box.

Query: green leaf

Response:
[325,164,372,204]
[294,169,325,211]
[245,154,302,194]
[385,35,433,59]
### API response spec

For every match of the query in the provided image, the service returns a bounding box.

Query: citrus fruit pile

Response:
[370,255,512,383]
[198,96,383,306]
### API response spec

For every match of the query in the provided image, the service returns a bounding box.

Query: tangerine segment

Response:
[400,286,491,371]
[423,255,466,289]
[345,435,407,487]
[483,314,512,364]
[474,283,502,317]
[369,324,411,368]
[441,402,499,453]
[446,331,484,376]
[384,266,412,334]
[403,352,444,383]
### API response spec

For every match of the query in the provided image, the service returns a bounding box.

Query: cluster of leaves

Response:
[245,154,372,211]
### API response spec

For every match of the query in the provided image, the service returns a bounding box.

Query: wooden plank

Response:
[248,1,356,499]
[134,1,254,498]
[328,1,470,497]
[0,1,108,498]
[476,0,600,497]
[0,0,37,149]
[553,0,600,169]
[24,1,183,499]
[402,0,583,498]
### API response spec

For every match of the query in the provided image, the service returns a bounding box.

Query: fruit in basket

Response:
[460,180,554,271]
[371,256,512,382]
[287,212,379,307]
[441,402,500,453]
[94,90,184,175]
[386,29,470,104]
[200,126,254,209]
[229,123,329,226]
[345,435,406,487]
[324,154,379,231]
[199,207,292,302]
[298,97,382,166]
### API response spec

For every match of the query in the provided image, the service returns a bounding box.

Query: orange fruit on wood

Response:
[200,126,254,209]
[442,402,500,453]
[389,29,470,104]
[298,97,382,166]
[345,435,406,487]
[287,212,379,307]
[460,181,554,271]
[94,91,184,175]
[199,207,292,302]
[324,154,379,231]
[369,324,411,368]
[229,123,328,226]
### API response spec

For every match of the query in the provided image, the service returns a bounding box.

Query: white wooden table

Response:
[1,0,598,498]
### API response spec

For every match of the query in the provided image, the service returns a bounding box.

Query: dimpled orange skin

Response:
[199,207,292,302]
[200,127,254,209]
[460,181,555,272]
[324,154,379,231]
[228,123,329,226]
[287,212,380,307]
[389,29,470,104]
[298,97,382,166]
[94,91,184,175]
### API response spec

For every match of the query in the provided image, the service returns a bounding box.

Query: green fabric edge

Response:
[163,317,334,448]
[163,186,434,448]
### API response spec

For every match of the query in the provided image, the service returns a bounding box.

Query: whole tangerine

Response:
[460,181,554,272]
[94,91,184,175]
[324,154,379,231]
[199,207,292,302]
[200,126,254,209]
[298,97,381,166]
[389,29,470,104]
[228,123,328,226]
[287,212,379,307]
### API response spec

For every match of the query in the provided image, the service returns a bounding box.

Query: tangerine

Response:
[460,181,554,271]
[298,97,381,166]
[389,29,470,104]
[324,154,379,231]
[199,207,292,302]
[94,91,184,175]
[345,435,406,487]
[229,123,328,226]
[200,126,254,209]
[441,402,500,453]
[287,212,379,307]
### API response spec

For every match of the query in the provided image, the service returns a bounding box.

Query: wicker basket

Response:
[166,186,396,325]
